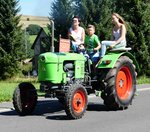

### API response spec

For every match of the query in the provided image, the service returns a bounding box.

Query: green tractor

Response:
[13,21,138,119]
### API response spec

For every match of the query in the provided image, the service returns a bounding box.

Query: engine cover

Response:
[38,52,86,84]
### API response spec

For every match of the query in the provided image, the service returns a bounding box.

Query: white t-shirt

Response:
[69,26,84,45]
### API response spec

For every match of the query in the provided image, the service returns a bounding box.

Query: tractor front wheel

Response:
[64,84,88,119]
[13,82,37,115]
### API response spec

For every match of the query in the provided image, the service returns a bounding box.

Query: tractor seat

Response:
[110,47,132,52]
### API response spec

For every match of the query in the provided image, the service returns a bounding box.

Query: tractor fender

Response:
[97,52,139,71]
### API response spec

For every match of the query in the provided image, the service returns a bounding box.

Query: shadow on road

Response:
[0,99,64,116]
[0,99,115,120]
[87,103,110,111]
[0,107,17,115]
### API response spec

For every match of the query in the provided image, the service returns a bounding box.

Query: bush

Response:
[26,24,41,35]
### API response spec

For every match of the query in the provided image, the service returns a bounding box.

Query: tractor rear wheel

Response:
[13,82,37,115]
[101,56,137,110]
[64,84,88,119]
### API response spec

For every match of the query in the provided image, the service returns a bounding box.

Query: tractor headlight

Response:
[41,56,45,62]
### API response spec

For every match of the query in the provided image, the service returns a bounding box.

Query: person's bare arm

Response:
[81,28,85,43]
[111,28,115,41]
[68,29,71,38]
[68,29,76,41]
[94,42,101,51]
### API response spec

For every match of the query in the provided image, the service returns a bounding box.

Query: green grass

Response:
[137,75,150,84]
[29,35,37,44]
[0,77,40,102]
[0,76,150,102]
[0,82,17,102]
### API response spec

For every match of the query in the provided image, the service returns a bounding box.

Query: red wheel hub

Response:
[72,90,86,113]
[116,66,132,100]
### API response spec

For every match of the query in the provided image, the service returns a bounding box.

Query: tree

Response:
[72,0,113,40]
[113,0,150,75]
[74,0,150,75]
[22,30,34,58]
[50,0,74,39]
[26,24,41,35]
[0,0,24,79]
[50,0,150,75]
[50,0,113,44]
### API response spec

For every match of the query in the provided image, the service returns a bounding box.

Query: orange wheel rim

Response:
[116,66,132,100]
[72,90,86,113]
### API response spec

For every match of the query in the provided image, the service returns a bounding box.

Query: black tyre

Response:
[64,84,88,119]
[100,56,137,110]
[13,82,37,115]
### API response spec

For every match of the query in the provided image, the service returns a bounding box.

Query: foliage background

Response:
[0,0,149,80]
[51,0,150,76]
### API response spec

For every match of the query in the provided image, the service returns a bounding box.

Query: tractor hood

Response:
[38,52,86,83]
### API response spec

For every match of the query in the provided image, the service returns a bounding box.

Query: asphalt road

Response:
[0,84,150,132]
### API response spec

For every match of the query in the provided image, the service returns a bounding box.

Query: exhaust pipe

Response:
[50,20,54,52]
